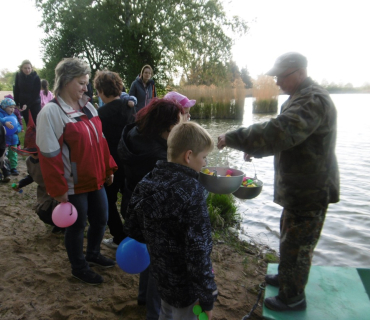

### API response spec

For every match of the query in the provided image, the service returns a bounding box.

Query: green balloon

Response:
[193,305,202,315]
[199,312,209,320]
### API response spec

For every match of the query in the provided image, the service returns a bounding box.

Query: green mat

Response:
[263,264,370,320]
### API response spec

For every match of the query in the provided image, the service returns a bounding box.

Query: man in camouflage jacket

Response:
[217,52,339,312]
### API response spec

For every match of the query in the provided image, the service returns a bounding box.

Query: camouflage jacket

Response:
[226,77,340,211]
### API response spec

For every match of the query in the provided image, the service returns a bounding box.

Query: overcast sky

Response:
[1,0,369,87]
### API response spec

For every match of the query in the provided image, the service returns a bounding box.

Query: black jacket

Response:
[128,76,156,111]
[124,161,218,311]
[117,123,167,192]
[98,98,135,163]
[13,71,41,107]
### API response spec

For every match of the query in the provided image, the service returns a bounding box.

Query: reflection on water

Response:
[195,94,370,267]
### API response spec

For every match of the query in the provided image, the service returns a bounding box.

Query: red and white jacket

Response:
[36,96,117,198]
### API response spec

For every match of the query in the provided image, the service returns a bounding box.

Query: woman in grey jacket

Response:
[129,65,156,111]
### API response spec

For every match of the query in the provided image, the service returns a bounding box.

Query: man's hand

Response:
[20,104,27,111]
[217,134,227,149]
[128,100,134,108]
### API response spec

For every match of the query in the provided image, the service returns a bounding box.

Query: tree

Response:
[36,0,248,89]
[240,66,252,88]
[0,69,16,91]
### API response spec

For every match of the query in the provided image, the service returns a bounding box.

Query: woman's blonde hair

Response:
[19,60,33,72]
[53,58,91,97]
[167,122,214,160]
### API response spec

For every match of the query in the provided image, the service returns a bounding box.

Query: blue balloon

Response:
[116,237,150,274]
[3,116,18,135]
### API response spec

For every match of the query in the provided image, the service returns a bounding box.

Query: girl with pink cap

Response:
[164,91,196,121]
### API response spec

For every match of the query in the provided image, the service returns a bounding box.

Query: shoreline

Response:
[0,156,274,319]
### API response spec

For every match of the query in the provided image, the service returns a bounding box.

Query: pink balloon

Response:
[52,202,78,228]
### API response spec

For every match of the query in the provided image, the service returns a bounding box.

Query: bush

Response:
[207,193,240,230]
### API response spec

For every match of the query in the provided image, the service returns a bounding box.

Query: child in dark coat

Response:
[124,122,218,320]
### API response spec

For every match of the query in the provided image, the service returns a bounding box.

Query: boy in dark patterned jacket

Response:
[124,121,218,320]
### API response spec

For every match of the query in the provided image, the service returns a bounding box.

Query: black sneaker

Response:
[265,274,279,287]
[72,269,103,285]
[10,168,19,176]
[264,295,307,312]
[86,253,116,269]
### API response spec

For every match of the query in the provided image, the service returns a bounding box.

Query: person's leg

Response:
[65,193,90,272]
[104,173,125,244]
[7,146,17,169]
[138,266,150,305]
[146,267,161,320]
[159,300,197,320]
[21,109,29,125]
[278,208,326,301]
[30,103,41,125]
[85,187,109,257]
[158,299,173,320]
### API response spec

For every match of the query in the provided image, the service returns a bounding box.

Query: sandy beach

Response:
[0,154,268,320]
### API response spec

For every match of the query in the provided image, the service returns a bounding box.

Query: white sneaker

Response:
[102,238,119,249]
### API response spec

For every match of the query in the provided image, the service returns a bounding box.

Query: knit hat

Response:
[164,91,196,108]
[4,94,14,100]
[11,110,37,155]
[1,98,16,109]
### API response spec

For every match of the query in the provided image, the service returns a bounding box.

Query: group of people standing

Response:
[1,51,340,319]
[0,60,54,181]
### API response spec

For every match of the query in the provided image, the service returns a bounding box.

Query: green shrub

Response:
[207,193,240,230]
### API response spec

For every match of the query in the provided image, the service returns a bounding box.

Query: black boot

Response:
[265,292,306,311]
[265,273,279,287]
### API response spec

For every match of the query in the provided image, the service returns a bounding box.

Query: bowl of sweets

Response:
[232,176,263,200]
[199,167,244,194]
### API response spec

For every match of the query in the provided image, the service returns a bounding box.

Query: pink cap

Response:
[164,91,196,108]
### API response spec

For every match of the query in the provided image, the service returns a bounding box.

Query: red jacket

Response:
[36,96,117,197]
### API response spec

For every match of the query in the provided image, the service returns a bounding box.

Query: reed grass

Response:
[252,75,279,113]
[176,85,247,119]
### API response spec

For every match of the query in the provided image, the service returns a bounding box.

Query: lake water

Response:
[195,93,370,268]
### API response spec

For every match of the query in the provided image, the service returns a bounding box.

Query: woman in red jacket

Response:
[36,58,118,285]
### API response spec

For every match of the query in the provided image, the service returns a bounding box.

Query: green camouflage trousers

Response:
[278,207,327,301]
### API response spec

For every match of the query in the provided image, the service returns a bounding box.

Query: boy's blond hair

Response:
[167,122,214,161]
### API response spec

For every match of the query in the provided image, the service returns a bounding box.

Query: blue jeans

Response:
[65,188,108,272]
